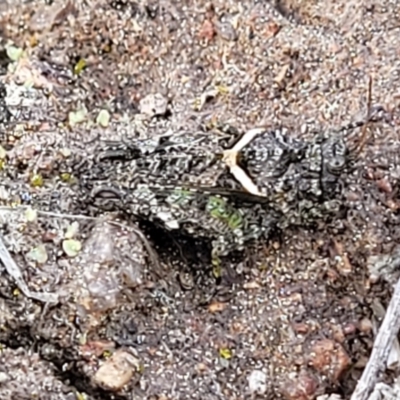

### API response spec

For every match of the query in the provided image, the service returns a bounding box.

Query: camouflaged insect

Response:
[66,108,388,267]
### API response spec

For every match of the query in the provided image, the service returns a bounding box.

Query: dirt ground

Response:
[0,0,400,399]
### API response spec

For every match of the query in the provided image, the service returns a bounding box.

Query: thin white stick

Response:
[351,277,400,400]
[0,234,58,304]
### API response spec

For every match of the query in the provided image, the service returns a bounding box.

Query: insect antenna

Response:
[352,75,373,157]
[333,76,374,161]
[343,77,392,161]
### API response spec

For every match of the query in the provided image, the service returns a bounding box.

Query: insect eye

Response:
[327,156,346,174]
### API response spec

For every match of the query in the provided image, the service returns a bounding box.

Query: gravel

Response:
[0,0,399,399]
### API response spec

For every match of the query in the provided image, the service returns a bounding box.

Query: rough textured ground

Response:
[0,0,400,399]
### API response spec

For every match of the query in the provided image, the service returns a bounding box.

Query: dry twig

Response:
[0,233,59,304]
[351,276,400,400]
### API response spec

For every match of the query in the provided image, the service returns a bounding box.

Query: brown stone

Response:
[280,370,319,400]
[309,339,351,381]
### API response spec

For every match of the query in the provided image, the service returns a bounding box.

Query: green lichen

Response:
[62,239,82,257]
[30,173,43,188]
[60,172,74,183]
[6,45,24,62]
[166,188,195,206]
[212,262,222,278]
[96,109,111,127]
[27,244,48,265]
[68,107,87,127]
[206,196,243,230]
[219,347,232,359]
[0,145,6,160]
[73,58,87,75]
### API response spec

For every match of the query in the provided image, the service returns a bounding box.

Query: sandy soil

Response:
[0,0,400,399]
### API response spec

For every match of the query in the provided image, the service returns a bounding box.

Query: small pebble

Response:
[248,370,267,395]
[139,93,168,117]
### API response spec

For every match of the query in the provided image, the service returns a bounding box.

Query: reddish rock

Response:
[198,20,215,41]
[280,370,318,400]
[309,339,351,381]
